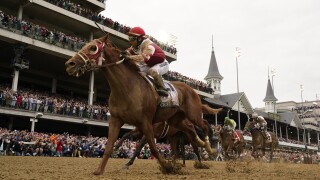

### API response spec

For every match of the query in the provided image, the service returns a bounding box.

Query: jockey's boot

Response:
[149,70,168,96]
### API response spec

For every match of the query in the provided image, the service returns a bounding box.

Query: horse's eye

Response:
[89,45,98,54]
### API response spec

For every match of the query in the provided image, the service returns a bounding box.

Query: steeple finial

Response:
[212,35,214,51]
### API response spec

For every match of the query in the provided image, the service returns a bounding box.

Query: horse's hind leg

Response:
[191,117,216,155]
[93,118,124,175]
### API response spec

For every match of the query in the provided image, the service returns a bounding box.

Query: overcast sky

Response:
[102,0,320,108]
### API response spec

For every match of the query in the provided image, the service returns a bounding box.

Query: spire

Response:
[263,77,278,102]
[204,38,223,80]
[212,35,214,51]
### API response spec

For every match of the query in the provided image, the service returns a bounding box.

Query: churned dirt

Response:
[0,157,319,180]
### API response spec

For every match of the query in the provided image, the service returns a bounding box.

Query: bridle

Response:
[243,121,254,133]
[75,39,126,75]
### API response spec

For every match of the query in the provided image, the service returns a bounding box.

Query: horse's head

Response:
[243,120,255,133]
[65,35,121,77]
[211,125,222,137]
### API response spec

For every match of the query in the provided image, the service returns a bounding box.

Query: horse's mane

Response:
[105,39,140,72]
[123,57,140,72]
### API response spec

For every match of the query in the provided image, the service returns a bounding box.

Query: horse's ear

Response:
[99,34,109,44]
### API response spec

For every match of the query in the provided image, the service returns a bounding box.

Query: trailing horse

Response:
[65,35,221,175]
[212,125,246,160]
[115,118,218,169]
[243,120,279,162]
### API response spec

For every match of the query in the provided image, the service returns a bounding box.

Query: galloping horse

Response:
[115,118,218,169]
[212,125,246,160]
[243,120,279,161]
[65,35,219,175]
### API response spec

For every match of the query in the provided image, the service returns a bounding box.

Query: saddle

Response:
[258,129,271,142]
[143,75,179,108]
[225,129,240,143]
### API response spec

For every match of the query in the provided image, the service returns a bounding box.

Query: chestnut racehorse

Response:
[65,35,219,175]
[212,125,246,160]
[243,120,279,161]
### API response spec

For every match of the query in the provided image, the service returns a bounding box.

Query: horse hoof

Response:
[122,165,129,170]
[159,161,182,174]
[93,170,103,175]
[194,161,210,169]
[93,169,104,175]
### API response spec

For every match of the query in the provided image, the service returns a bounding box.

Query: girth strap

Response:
[159,121,170,139]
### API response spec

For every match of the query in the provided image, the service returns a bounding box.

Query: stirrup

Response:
[157,89,168,96]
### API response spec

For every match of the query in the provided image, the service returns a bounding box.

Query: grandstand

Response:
[0,0,319,155]
[0,0,212,136]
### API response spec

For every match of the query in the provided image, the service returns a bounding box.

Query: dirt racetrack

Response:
[0,156,319,180]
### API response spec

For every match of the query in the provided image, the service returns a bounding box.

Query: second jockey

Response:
[124,27,169,96]
[223,117,239,143]
[252,113,271,143]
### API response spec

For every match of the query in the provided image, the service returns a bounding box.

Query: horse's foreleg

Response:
[167,134,180,162]
[141,122,169,171]
[123,136,147,169]
[183,131,202,165]
[226,145,233,159]
[251,146,256,158]
[269,144,274,163]
[93,118,124,175]
[261,145,266,157]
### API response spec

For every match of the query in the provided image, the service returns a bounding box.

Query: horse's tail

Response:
[201,104,223,115]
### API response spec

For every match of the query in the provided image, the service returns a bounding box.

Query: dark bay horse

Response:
[212,125,246,160]
[115,118,218,169]
[243,120,279,161]
[65,35,220,175]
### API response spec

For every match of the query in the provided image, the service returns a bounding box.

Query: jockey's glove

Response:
[120,54,128,60]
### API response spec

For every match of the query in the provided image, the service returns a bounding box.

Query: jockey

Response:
[124,27,169,96]
[251,113,271,143]
[223,117,239,143]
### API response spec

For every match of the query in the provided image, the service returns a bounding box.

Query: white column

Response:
[88,71,94,105]
[51,78,57,94]
[88,32,94,105]
[30,118,38,132]
[215,113,217,126]
[11,70,19,92]
[286,126,288,142]
[18,6,23,20]
[297,128,300,143]
[279,126,282,138]
[317,132,319,147]
[307,130,311,145]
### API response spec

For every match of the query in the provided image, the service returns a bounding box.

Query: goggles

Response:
[128,36,138,42]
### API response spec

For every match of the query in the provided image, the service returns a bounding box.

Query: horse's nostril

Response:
[66,61,76,67]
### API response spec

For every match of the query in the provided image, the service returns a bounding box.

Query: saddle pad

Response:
[159,82,179,108]
[266,131,272,141]
[233,131,240,141]
[144,75,179,108]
